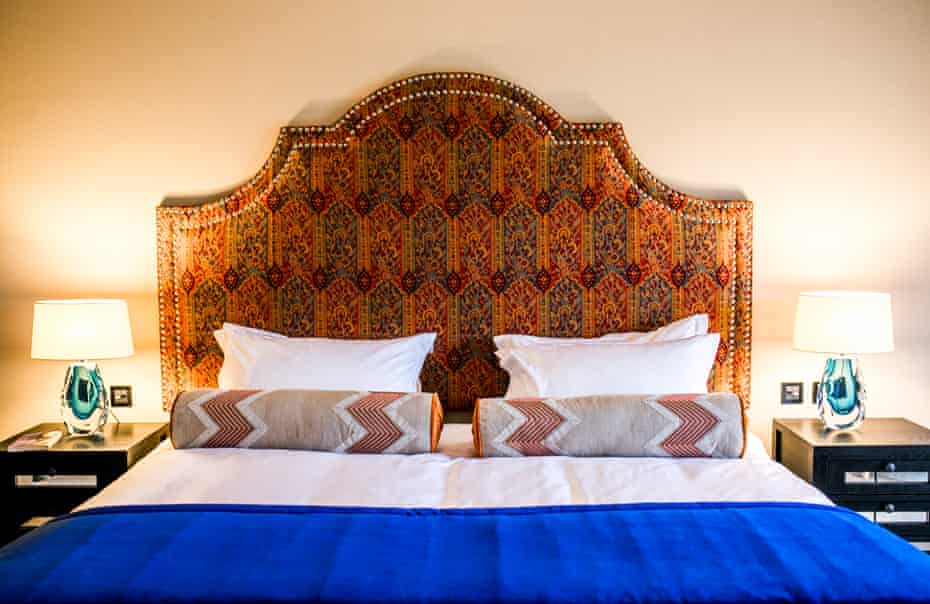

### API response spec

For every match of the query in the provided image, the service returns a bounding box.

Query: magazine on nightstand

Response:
[8,430,63,452]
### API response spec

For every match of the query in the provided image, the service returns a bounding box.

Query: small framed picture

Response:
[781,382,803,405]
[812,381,820,404]
[111,385,133,407]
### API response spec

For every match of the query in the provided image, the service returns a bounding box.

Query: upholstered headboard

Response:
[157,72,752,411]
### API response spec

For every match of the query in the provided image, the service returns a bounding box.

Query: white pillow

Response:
[493,313,708,352]
[215,324,285,389]
[499,333,720,399]
[215,323,436,392]
[495,314,709,398]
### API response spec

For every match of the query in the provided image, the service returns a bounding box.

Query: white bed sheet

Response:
[79,424,829,511]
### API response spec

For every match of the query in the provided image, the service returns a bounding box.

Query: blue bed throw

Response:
[2,501,929,603]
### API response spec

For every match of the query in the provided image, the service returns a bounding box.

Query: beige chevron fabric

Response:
[171,389,442,453]
[474,393,745,458]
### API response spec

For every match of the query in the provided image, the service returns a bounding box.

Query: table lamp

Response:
[31,299,134,436]
[792,291,894,430]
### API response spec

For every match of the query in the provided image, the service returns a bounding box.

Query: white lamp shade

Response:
[792,291,894,354]
[31,299,135,360]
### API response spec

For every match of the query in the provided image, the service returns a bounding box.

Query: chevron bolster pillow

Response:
[473,393,745,458]
[171,389,443,453]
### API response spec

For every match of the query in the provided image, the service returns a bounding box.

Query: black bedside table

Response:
[773,417,930,550]
[0,422,168,543]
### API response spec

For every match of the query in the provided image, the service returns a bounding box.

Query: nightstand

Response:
[0,422,168,543]
[773,417,930,550]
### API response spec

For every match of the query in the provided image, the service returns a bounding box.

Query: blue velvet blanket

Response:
[2,502,929,604]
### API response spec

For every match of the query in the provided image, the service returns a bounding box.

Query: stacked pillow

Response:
[215,323,435,393]
[493,314,708,350]
[495,314,717,398]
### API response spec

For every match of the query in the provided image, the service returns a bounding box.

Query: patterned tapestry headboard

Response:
[157,72,753,411]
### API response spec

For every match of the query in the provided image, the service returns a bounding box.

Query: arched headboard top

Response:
[157,72,753,410]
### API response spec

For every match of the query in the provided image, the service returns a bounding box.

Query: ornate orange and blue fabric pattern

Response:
[157,73,753,411]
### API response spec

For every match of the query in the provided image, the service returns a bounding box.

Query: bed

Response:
[2,72,929,603]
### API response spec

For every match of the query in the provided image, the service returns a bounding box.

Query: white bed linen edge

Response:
[79,425,829,511]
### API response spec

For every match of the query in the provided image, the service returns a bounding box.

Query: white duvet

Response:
[80,424,829,510]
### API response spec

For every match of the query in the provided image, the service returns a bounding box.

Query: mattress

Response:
[79,424,830,510]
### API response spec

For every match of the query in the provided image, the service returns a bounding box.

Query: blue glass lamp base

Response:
[817,356,866,430]
[60,362,110,436]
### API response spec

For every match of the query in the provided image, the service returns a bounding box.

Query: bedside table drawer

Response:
[839,497,930,542]
[4,455,119,518]
[821,458,930,495]
[10,485,99,517]
[14,473,98,488]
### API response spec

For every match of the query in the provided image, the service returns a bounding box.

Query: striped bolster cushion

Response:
[473,393,745,458]
[171,389,443,453]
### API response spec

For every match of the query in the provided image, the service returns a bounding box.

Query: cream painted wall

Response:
[2,0,928,446]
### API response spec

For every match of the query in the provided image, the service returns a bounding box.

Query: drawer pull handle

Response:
[885,462,897,472]
[14,474,97,488]
[884,503,896,514]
